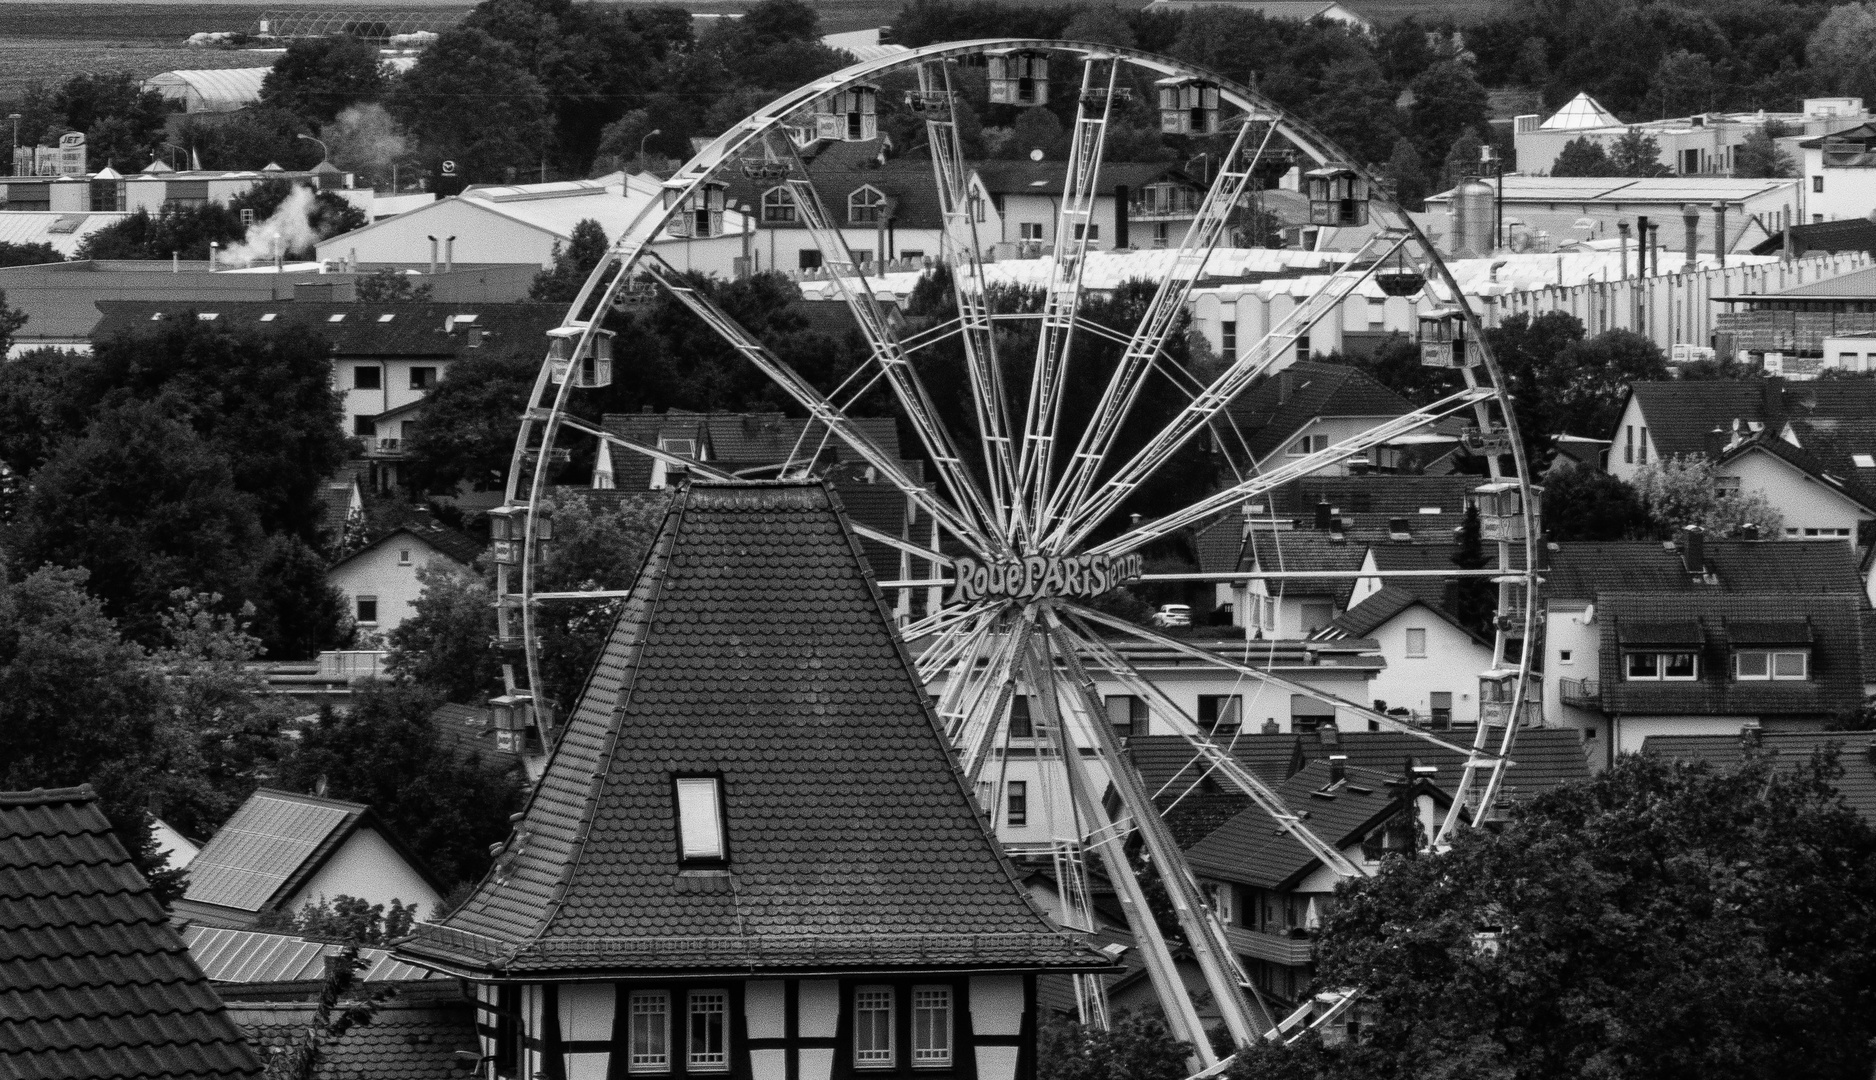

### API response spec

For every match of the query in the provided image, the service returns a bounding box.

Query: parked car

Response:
[1151,603,1192,628]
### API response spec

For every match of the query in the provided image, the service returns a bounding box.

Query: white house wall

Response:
[1357,606,1494,726]
[754,225,947,274]
[335,356,452,436]
[326,537,452,637]
[1722,446,1869,541]
[286,825,440,915]
[1605,395,1658,482]
[1802,146,1876,222]
[1541,605,1611,768]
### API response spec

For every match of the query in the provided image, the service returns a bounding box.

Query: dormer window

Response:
[1625,652,1698,680]
[761,186,796,223]
[849,185,887,224]
[674,777,726,863]
[1736,649,1808,680]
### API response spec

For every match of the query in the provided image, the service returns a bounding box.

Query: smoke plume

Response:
[221,185,322,267]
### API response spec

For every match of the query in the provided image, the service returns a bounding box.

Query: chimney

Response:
[1315,500,1333,531]
[1679,524,1705,575]
[1636,215,1650,275]
[1277,369,1297,405]
[1743,522,1760,541]
[1328,753,1347,783]
[427,234,438,275]
[444,235,456,273]
[1319,722,1340,748]
[1261,717,1280,735]
[1681,204,1700,274]
[1741,725,1762,748]
[1712,201,1728,267]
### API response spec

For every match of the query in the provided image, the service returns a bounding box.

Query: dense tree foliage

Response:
[1540,466,1651,541]
[0,242,61,268]
[528,218,610,303]
[1633,453,1784,537]
[1235,751,1876,1079]
[11,73,168,169]
[1039,1012,1192,1080]
[260,36,389,125]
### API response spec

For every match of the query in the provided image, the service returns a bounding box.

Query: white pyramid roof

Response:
[1540,92,1620,131]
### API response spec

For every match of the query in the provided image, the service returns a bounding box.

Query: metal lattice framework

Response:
[254,9,461,38]
[497,41,1541,1066]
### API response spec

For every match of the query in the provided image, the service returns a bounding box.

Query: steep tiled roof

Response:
[1543,542,1692,600]
[181,926,436,985]
[398,481,1107,978]
[1272,475,1477,523]
[973,160,1199,198]
[1621,381,1779,456]
[720,141,946,230]
[600,411,902,491]
[1184,762,1419,890]
[1598,592,1868,717]
[327,525,484,574]
[0,786,261,1079]
[1192,517,1250,574]
[1641,732,1876,823]
[92,301,562,359]
[1243,529,1367,603]
[1544,539,1866,601]
[1226,361,1418,460]
[1719,430,1876,514]
[1329,584,1484,645]
[229,999,477,1080]
[833,479,910,583]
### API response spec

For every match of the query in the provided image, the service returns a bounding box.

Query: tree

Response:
[738,0,820,46]
[1633,453,1783,537]
[0,288,25,356]
[1438,127,1484,191]
[258,894,418,945]
[0,241,61,268]
[529,218,610,303]
[1808,2,1876,104]
[176,105,321,172]
[1735,123,1796,179]
[1380,138,1430,211]
[260,36,388,125]
[1241,751,1876,1079]
[44,73,169,168]
[1541,467,1649,541]
[591,108,657,175]
[1486,310,1590,465]
[73,204,242,261]
[1061,3,1135,48]
[227,180,369,259]
[1609,127,1670,177]
[1551,136,1616,178]
[277,679,525,889]
[1649,49,1717,119]
[999,107,1069,161]
[354,267,434,302]
[391,27,554,185]
[385,560,503,703]
[1407,61,1487,165]
[400,351,539,495]
[1039,1012,1191,1080]
[1450,504,1494,636]
[1550,328,1670,439]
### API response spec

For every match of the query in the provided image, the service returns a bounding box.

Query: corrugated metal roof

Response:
[1428,176,1796,205]
[0,210,132,257]
[142,68,269,111]
[182,925,437,984]
[183,791,359,912]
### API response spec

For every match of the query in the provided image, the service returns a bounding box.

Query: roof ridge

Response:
[0,784,98,806]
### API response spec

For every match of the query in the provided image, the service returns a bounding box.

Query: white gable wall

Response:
[326,535,455,637]
[1605,395,1660,482]
[1720,445,1869,541]
[1358,604,1493,726]
[285,824,439,915]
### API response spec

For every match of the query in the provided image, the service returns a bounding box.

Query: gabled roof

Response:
[1545,538,1867,601]
[973,160,1199,197]
[178,789,440,922]
[1227,361,1418,460]
[1184,761,1423,890]
[600,410,902,490]
[228,999,477,1079]
[327,524,484,573]
[181,925,436,985]
[1328,584,1489,647]
[1641,731,1876,822]
[1242,528,1368,603]
[1539,92,1621,131]
[1620,379,1876,459]
[398,481,1108,979]
[91,301,563,359]
[720,141,946,231]
[1598,591,1868,717]
[1718,430,1876,514]
[0,786,261,1079]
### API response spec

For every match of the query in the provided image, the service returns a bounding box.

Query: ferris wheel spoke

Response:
[959,615,1037,783]
[1086,386,1495,557]
[921,60,1023,536]
[1041,119,1270,543]
[1057,228,1412,550]
[638,255,995,553]
[1016,55,1122,536]
[780,173,1007,550]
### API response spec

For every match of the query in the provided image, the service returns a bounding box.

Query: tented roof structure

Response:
[141,68,269,113]
[1539,91,1621,131]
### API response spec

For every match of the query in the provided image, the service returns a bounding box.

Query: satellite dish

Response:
[1029,149,1044,162]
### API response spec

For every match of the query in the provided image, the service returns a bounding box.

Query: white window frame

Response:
[675,777,726,862]
[911,986,951,1067]
[1019,222,1044,241]
[761,186,796,223]
[1005,781,1027,827]
[629,991,671,1073]
[1625,651,1698,680]
[854,986,895,1068]
[687,990,728,1071]
[849,185,887,224]
[1737,649,1808,680]
[1405,628,1427,658]
[1287,433,1328,456]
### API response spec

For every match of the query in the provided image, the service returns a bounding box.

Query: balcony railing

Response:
[374,437,403,455]
[1224,926,1316,966]
[1558,676,1601,707]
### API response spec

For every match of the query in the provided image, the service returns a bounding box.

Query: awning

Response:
[1725,619,1812,645]
[1618,618,1703,646]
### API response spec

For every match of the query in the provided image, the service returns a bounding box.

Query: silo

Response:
[1452,178,1495,258]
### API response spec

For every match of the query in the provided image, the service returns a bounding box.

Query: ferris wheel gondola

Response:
[495,40,1540,1069]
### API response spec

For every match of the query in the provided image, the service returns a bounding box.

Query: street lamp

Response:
[297,133,329,165]
[161,142,187,170]
[390,157,419,193]
[638,128,662,163]
[8,114,19,177]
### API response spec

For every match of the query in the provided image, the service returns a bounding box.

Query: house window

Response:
[799,249,823,270]
[398,548,411,565]
[1429,691,1452,728]
[353,365,381,389]
[1296,335,1310,361]
[629,991,671,1073]
[1201,880,1235,923]
[410,366,436,390]
[849,186,888,224]
[356,596,378,625]
[674,777,726,862]
[1197,694,1242,735]
[1716,474,1741,496]
[354,416,375,437]
[1106,695,1147,739]
[1221,321,1236,363]
[1405,628,1427,658]
[1006,781,1027,827]
[687,991,728,1071]
[1626,652,1698,680]
[855,987,895,1068]
[1073,223,1099,242]
[1019,222,1044,241]
[494,984,521,1077]
[1287,434,1329,456]
[1559,649,1573,664]
[1008,695,1033,738]
[1624,425,1634,464]
[762,186,796,223]
[1736,650,1808,680]
[1638,427,1648,464]
[911,986,952,1067]
[850,249,873,266]
[1814,175,1825,193]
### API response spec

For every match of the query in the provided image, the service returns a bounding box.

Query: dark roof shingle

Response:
[230,999,476,1079]
[0,786,261,1079]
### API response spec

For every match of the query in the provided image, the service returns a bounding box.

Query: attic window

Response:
[259,313,277,321]
[197,312,218,320]
[674,777,726,862]
[1418,507,1441,514]
[378,313,396,323]
[1856,454,1876,468]
[453,313,478,324]
[149,313,166,321]
[327,313,346,323]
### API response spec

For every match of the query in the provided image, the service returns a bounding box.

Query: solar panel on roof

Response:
[183,795,350,911]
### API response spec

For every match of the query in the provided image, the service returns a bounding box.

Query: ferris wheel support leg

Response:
[1041,118,1270,541]
[922,60,1023,538]
[1014,633,1216,1069]
[779,168,1007,548]
[637,255,996,554]
[1030,619,1273,1045]
[1059,229,1408,550]
[1016,56,1121,535]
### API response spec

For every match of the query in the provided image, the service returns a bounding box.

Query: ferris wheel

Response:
[492,40,1540,1063]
